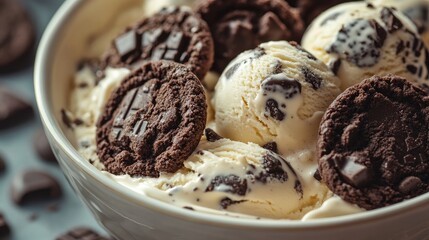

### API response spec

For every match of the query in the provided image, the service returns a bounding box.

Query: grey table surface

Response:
[0,0,108,239]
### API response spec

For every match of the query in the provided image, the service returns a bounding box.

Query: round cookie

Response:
[96,61,207,177]
[103,6,214,80]
[0,0,35,69]
[318,75,429,210]
[195,0,304,72]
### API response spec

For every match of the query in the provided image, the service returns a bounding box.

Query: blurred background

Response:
[0,0,109,239]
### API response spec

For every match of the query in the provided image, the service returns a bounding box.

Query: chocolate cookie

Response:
[103,6,214,80]
[0,0,35,70]
[195,0,304,72]
[96,61,207,177]
[318,75,429,210]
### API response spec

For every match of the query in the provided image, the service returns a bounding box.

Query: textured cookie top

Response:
[96,61,207,177]
[195,0,304,72]
[318,75,429,209]
[103,6,214,80]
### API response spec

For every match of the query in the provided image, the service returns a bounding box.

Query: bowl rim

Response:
[34,0,429,231]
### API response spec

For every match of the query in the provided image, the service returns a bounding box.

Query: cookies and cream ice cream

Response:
[302,2,429,91]
[67,64,345,219]
[62,1,375,221]
[213,41,341,154]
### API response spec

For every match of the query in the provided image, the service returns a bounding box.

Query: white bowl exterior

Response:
[35,0,429,239]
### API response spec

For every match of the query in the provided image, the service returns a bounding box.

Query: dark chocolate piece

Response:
[204,128,222,142]
[0,0,35,70]
[11,170,62,205]
[0,214,10,238]
[0,87,33,129]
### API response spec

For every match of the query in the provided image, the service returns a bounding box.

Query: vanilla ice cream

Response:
[369,0,429,47]
[302,2,429,91]
[112,137,330,219]
[213,41,341,154]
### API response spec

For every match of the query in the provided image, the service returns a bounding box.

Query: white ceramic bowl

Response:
[34,0,429,239]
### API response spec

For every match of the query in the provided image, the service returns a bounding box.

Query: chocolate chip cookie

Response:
[318,75,429,209]
[0,0,35,70]
[195,0,304,72]
[96,61,207,177]
[103,6,214,80]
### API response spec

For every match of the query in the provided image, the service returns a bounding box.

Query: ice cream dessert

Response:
[302,2,429,91]
[68,60,337,219]
[214,41,341,154]
[369,0,429,47]
[63,0,429,221]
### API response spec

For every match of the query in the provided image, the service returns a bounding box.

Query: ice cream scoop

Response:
[302,2,429,91]
[213,41,341,154]
[111,135,329,219]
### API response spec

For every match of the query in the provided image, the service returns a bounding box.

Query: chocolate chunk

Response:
[11,170,62,205]
[335,154,373,188]
[60,109,72,129]
[262,73,302,99]
[407,65,418,74]
[114,30,139,62]
[96,61,207,177]
[327,18,387,68]
[329,59,341,75]
[205,175,248,196]
[257,152,288,183]
[265,99,285,121]
[318,75,429,210]
[56,227,110,240]
[313,169,322,181]
[0,153,5,174]
[0,88,33,129]
[220,197,247,209]
[0,214,10,238]
[204,128,222,142]
[0,0,35,70]
[262,142,278,154]
[399,176,422,194]
[104,7,213,80]
[34,129,57,163]
[381,7,403,33]
[196,0,304,72]
[301,66,322,90]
